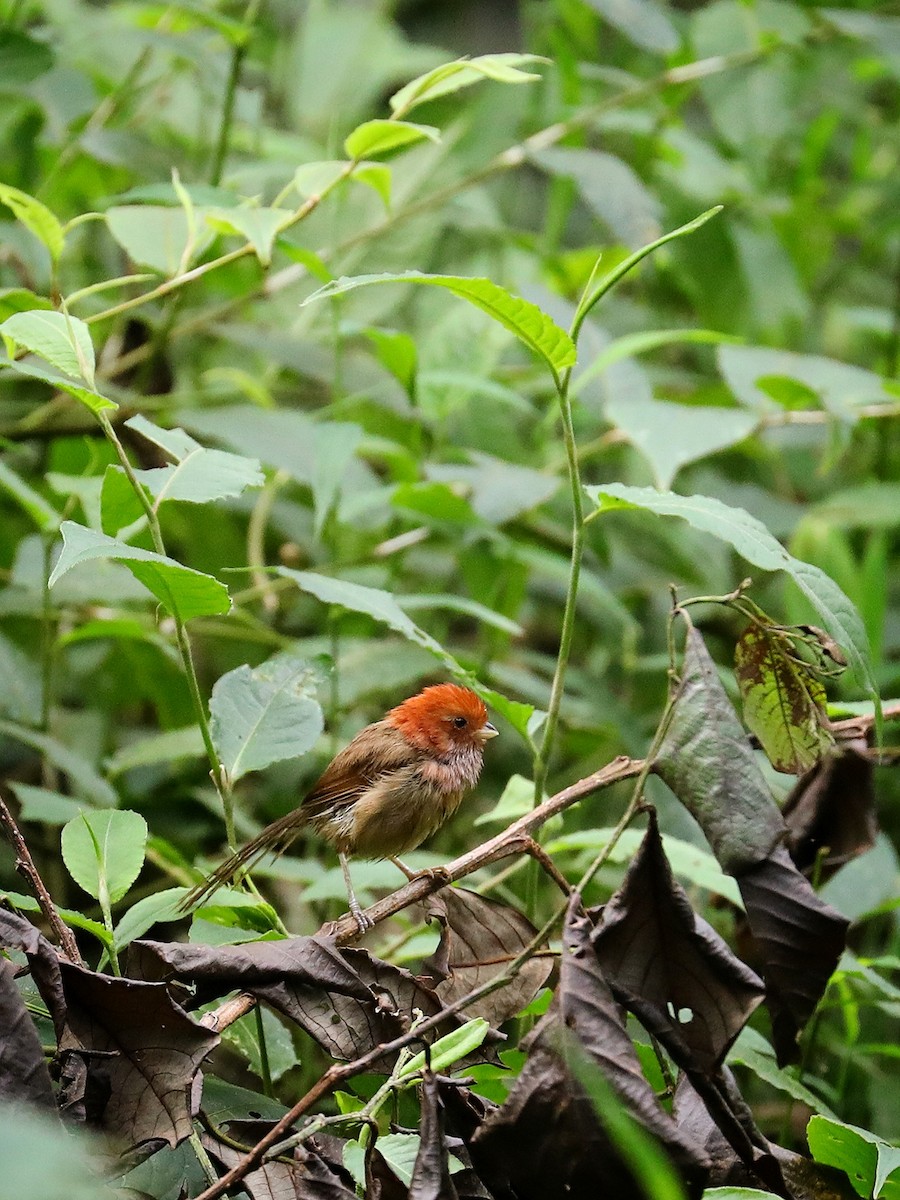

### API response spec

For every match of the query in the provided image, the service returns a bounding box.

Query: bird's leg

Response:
[389,856,452,888]
[340,852,372,933]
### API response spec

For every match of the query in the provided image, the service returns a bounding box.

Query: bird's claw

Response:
[350,903,373,934]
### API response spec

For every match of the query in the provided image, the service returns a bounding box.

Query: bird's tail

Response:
[179,810,308,912]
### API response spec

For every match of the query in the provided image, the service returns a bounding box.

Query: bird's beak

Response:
[479,722,499,742]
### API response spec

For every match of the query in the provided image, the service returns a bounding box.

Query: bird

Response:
[181,683,498,931]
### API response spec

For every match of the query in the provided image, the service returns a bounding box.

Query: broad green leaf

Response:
[364,326,417,392]
[807,1115,900,1200]
[0,184,64,263]
[0,720,117,807]
[344,118,440,159]
[585,484,877,702]
[209,653,325,782]
[602,395,758,490]
[572,328,741,396]
[61,809,148,904]
[0,460,59,531]
[728,1027,836,1118]
[205,207,291,266]
[389,53,547,117]
[303,271,576,374]
[811,483,900,530]
[654,626,786,875]
[1,309,95,387]
[100,463,148,536]
[50,521,231,620]
[175,407,362,536]
[106,726,206,777]
[99,415,264,523]
[112,886,194,950]
[105,205,215,275]
[293,160,352,198]
[399,1018,491,1078]
[277,568,534,736]
[351,162,392,208]
[718,344,892,419]
[0,288,54,321]
[2,356,116,413]
[221,1007,298,1084]
[703,1191,783,1199]
[0,889,111,947]
[584,0,679,52]
[0,633,42,724]
[531,147,662,250]
[0,30,55,85]
[400,594,522,637]
[8,782,89,826]
[474,773,539,827]
[734,623,834,774]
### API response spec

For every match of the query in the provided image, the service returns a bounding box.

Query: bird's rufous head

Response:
[386,684,498,757]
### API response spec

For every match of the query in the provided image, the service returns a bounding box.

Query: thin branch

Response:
[0,792,84,965]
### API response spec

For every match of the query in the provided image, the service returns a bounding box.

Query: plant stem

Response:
[254,1004,274,1098]
[98,413,235,847]
[210,0,259,185]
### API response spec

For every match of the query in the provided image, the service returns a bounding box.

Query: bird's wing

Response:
[300,721,420,826]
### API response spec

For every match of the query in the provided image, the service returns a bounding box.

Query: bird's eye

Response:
[452,716,468,729]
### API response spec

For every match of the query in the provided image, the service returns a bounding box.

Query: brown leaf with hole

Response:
[57,960,219,1151]
[592,810,765,1071]
[423,887,553,1026]
[782,744,878,878]
[469,897,709,1200]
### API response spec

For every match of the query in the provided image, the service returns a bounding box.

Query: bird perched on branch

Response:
[182,684,498,931]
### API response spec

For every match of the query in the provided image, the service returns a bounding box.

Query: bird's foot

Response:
[389,857,451,888]
[349,900,373,934]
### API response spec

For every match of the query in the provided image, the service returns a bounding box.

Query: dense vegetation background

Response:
[0,1,898,1198]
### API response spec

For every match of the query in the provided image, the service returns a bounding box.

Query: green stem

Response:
[98,413,235,847]
[39,535,55,735]
[210,1,259,185]
[254,1004,274,1098]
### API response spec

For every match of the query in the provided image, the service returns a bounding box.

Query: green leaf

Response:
[221,1007,298,1084]
[2,356,116,414]
[344,118,440,159]
[531,147,662,250]
[277,568,535,736]
[399,1018,491,1078]
[603,396,758,490]
[302,271,577,374]
[585,484,877,703]
[0,720,117,807]
[104,414,265,514]
[0,30,55,85]
[209,653,325,782]
[8,782,90,826]
[389,53,547,117]
[50,521,231,620]
[807,1115,900,1200]
[106,726,206,777]
[61,809,148,904]
[205,207,291,266]
[718,344,893,420]
[734,623,834,774]
[0,288,54,321]
[105,205,215,275]
[0,889,111,947]
[474,773,539,827]
[0,459,60,531]
[584,0,679,52]
[573,327,741,395]
[0,633,42,724]
[0,184,64,263]
[112,887,194,950]
[702,1191,783,1199]
[728,1027,836,1118]
[1,309,95,386]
